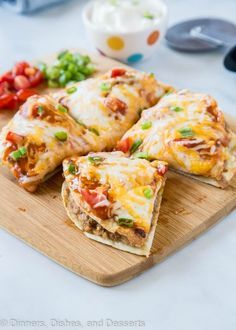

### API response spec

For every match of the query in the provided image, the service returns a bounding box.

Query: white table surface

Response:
[0,1,236,329]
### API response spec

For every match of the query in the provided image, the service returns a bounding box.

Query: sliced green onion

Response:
[68,163,77,175]
[10,150,22,161]
[143,11,154,19]
[143,188,153,199]
[54,131,68,141]
[117,218,134,227]
[88,156,104,164]
[48,80,59,88]
[19,146,27,156]
[100,82,111,92]
[66,86,77,94]
[57,50,69,59]
[57,104,67,113]
[47,67,60,80]
[133,151,149,160]
[88,127,100,136]
[130,139,142,154]
[171,106,184,112]
[178,127,194,137]
[37,105,44,115]
[10,146,27,161]
[43,51,95,88]
[141,121,152,130]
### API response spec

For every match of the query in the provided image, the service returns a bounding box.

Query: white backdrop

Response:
[0,1,236,329]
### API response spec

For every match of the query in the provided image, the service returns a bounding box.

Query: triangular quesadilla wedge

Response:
[0,95,91,192]
[0,68,171,192]
[117,90,236,188]
[54,67,172,152]
[62,152,168,256]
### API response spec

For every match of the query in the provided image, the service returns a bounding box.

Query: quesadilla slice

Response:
[54,67,171,151]
[117,90,236,188]
[0,95,92,192]
[62,152,168,256]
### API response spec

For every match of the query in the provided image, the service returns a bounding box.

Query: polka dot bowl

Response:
[82,0,168,64]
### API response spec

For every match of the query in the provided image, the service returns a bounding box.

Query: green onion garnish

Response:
[133,151,149,160]
[130,139,142,154]
[143,188,153,199]
[143,11,154,19]
[88,127,100,136]
[43,51,95,88]
[171,106,184,112]
[37,105,44,115]
[48,80,59,88]
[178,127,194,137]
[10,146,27,161]
[100,82,111,92]
[66,86,77,94]
[57,104,67,113]
[68,163,77,175]
[88,156,104,164]
[54,131,68,141]
[141,121,152,130]
[117,218,134,227]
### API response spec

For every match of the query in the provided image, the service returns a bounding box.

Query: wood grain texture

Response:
[0,52,236,286]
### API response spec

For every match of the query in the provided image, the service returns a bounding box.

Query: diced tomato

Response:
[24,67,36,77]
[12,62,30,76]
[6,131,24,144]
[28,70,43,87]
[16,88,38,102]
[116,138,130,153]
[104,97,127,115]
[0,94,16,109]
[0,61,44,110]
[111,68,126,78]
[157,163,168,176]
[14,75,31,91]
[81,188,108,209]
[0,71,14,85]
[0,82,10,96]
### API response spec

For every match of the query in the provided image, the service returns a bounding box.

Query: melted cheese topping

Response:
[54,69,167,151]
[0,96,89,184]
[0,68,169,189]
[121,90,236,182]
[63,152,166,232]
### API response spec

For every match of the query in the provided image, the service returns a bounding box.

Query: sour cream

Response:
[89,0,166,33]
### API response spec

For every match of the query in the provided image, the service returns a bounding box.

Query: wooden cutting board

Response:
[0,52,236,286]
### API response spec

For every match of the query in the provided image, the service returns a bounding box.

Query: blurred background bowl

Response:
[82,0,168,64]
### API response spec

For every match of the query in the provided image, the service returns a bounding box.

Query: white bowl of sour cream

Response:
[82,0,168,64]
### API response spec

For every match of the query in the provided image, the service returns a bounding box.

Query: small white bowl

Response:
[82,0,168,64]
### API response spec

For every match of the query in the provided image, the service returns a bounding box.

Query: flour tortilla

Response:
[62,181,165,257]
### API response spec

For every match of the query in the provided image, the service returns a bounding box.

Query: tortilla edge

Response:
[61,179,165,257]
